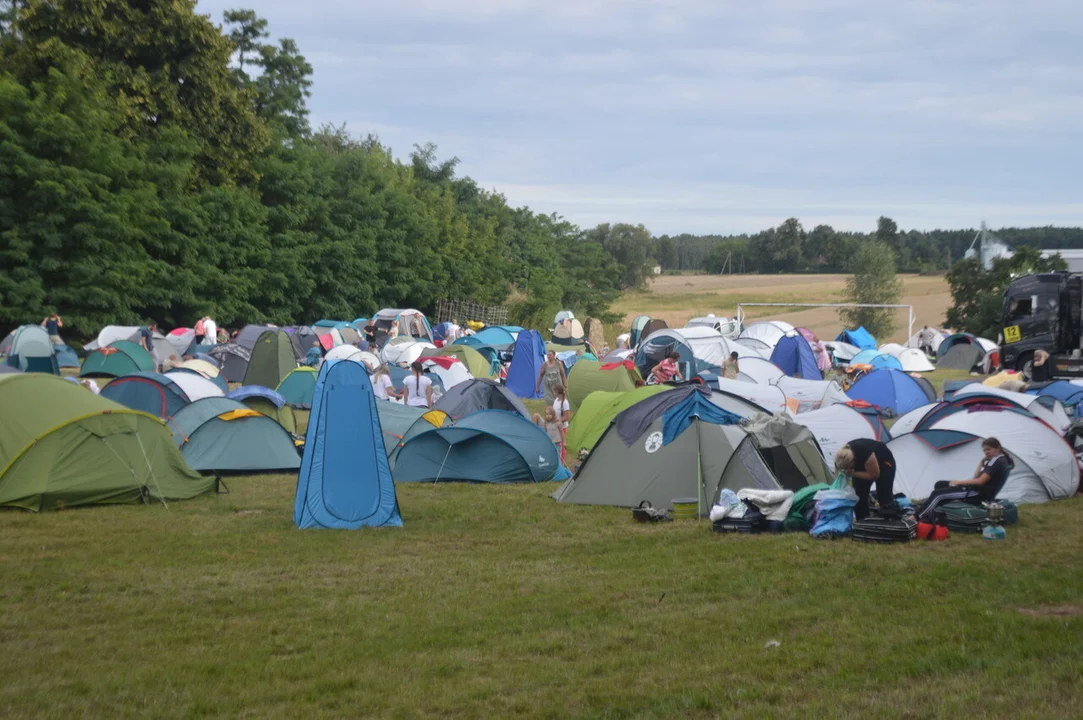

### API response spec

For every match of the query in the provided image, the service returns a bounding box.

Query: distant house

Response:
[652,265,662,275]
[1042,249,1083,272]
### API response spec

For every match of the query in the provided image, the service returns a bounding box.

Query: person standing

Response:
[722,351,740,380]
[650,352,683,384]
[40,312,64,345]
[813,337,832,377]
[202,316,218,347]
[834,439,900,520]
[919,326,936,357]
[193,317,206,344]
[305,340,323,368]
[536,350,567,404]
[403,361,433,408]
[370,365,401,401]
[552,384,571,436]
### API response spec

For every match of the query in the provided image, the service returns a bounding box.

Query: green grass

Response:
[1,477,1082,718]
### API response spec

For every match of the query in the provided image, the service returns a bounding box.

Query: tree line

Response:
[655,220,1083,275]
[0,1,658,338]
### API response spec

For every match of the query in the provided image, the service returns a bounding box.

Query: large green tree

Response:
[839,240,904,339]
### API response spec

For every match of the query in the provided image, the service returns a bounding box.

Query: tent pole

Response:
[433,444,453,485]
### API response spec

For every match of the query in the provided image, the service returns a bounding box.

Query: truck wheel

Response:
[1017,352,1033,381]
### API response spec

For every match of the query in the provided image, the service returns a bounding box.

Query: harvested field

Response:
[616,274,950,343]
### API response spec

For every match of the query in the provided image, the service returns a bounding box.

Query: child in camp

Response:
[651,352,683,384]
[834,439,901,520]
[916,437,1012,522]
[722,351,740,380]
[535,408,566,462]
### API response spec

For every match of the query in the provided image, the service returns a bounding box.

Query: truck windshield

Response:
[1005,293,1057,323]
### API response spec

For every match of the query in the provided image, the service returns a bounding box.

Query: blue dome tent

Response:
[769,334,820,378]
[835,326,877,350]
[847,368,930,416]
[849,349,903,370]
[294,359,402,529]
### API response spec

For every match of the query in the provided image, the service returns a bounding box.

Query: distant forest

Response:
[653,221,1083,275]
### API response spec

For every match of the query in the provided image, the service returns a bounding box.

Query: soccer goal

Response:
[735,303,914,345]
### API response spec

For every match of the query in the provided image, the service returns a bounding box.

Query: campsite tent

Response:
[208,343,252,382]
[164,371,225,402]
[770,333,820,378]
[896,349,936,372]
[827,341,861,364]
[373,402,428,456]
[324,345,380,370]
[567,359,640,409]
[1028,380,1083,411]
[686,315,739,337]
[433,379,529,420]
[698,375,791,416]
[552,318,586,346]
[394,410,562,483]
[629,316,651,348]
[637,327,747,374]
[564,386,672,455]
[936,344,984,372]
[907,328,947,352]
[877,343,905,356]
[227,386,297,435]
[381,339,437,366]
[234,324,276,351]
[849,349,903,371]
[171,398,300,473]
[0,366,21,374]
[80,341,155,378]
[890,414,1079,504]
[166,328,196,356]
[420,358,472,390]
[791,404,887,464]
[775,377,851,413]
[734,337,773,357]
[554,387,830,515]
[100,372,190,420]
[284,326,321,362]
[423,345,496,379]
[243,330,296,388]
[739,321,794,349]
[277,367,318,409]
[835,327,877,350]
[504,330,547,399]
[0,374,215,510]
[373,308,433,343]
[4,325,59,374]
[952,384,1070,435]
[735,357,785,385]
[387,409,453,467]
[846,368,932,416]
[294,359,403,528]
[471,326,517,349]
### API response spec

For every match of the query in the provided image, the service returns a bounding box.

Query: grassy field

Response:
[1,475,1081,718]
[614,274,951,344]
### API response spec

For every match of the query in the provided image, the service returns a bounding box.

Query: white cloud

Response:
[197,0,1083,233]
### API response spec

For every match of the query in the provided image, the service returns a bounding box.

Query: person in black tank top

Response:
[834,438,900,520]
[917,437,1013,522]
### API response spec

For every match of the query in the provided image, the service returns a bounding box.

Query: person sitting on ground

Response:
[834,439,901,520]
[403,360,433,408]
[722,351,740,380]
[651,352,683,384]
[916,437,1012,522]
[40,312,64,345]
[305,340,323,368]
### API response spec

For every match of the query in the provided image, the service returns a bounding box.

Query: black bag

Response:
[941,500,1019,533]
[632,501,671,523]
[712,501,765,534]
[851,514,917,543]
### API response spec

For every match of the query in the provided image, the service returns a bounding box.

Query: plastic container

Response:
[672,498,699,520]
[983,525,1007,540]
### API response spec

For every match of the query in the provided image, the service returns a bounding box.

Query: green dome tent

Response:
[564,385,672,456]
[0,374,216,511]
[276,367,318,409]
[566,359,642,410]
[243,330,297,388]
[80,341,155,378]
[171,397,301,473]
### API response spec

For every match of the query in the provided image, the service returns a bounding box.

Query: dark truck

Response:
[1000,271,1083,377]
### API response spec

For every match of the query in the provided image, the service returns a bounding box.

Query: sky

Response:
[196,0,1083,235]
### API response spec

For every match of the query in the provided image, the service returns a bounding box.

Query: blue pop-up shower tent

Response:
[505,330,547,399]
[294,359,402,529]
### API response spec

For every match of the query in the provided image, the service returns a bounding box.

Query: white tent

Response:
[735,357,786,385]
[164,371,225,401]
[952,385,1070,435]
[890,403,939,436]
[734,337,773,356]
[826,341,861,363]
[739,321,794,349]
[167,328,196,356]
[907,328,948,352]
[890,414,1079,504]
[325,345,381,371]
[86,326,179,367]
[641,327,752,368]
[896,349,936,373]
[878,343,905,357]
[381,340,437,366]
[791,404,879,464]
[774,377,851,413]
[421,358,471,390]
[686,315,740,339]
[708,376,791,416]
[178,359,220,379]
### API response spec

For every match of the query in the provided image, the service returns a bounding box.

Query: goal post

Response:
[735,303,914,346]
